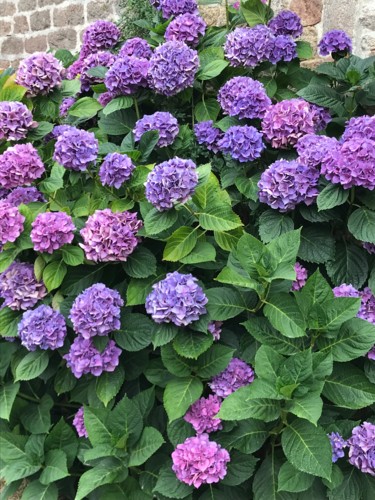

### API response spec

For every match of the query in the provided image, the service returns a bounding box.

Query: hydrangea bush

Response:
[0,0,375,498]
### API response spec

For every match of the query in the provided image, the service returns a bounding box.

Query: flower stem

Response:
[133,97,140,120]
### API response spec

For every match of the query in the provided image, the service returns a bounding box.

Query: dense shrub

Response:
[0,0,375,498]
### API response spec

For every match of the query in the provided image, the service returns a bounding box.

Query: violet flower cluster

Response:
[258,159,319,212]
[18,305,67,351]
[105,56,149,95]
[296,134,339,168]
[0,101,37,142]
[269,35,298,64]
[59,98,76,118]
[53,127,99,172]
[155,0,198,19]
[16,52,64,96]
[0,143,45,190]
[80,209,143,262]
[134,112,179,148]
[291,262,308,291]
[348,422,375,476]
[69,283,124,339]
[217,125,265,163]
[218,76,271,120]
[184,395,222,434]
[80,51,116,92]
[145,157,198,211]
[0,201,25,245]
[98,92,115,107]
[73,407,88,438]
[268,10,303,38]
[208,321,223,341]
[172,434,230,488]
[165,13,206,47]
[318,30,352,57]
[311,104,332,132]
[333,284,375,324]
[5,187,44,206]
[99,153,135,189]
[368,346,375,361]
[0,262,47,311]
[119,37,153,59]
[342,115,375,142]
[145,272,208,326]
[81,20,121,56]
[194,121,223,154]
[363,242,375,255]
[31,212,75,254]
[148,41,199,97]
[328,432,347,463]
[209,358,255,398]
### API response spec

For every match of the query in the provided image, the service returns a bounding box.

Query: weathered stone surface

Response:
[359,15,375,31]
[0,20,12,36]
[322,0,356,36]
[13,15,30,34]
[199,5,227,27]
[18,0,37,11]
[87,0,116,21]
[0,1,16,16]
[48,28,77,50]
[53,4,84,27]
[1,37,24,55]
[290,0,322,26]
[30,9,51,31]
[25,35,48,53]
[300,26,319,56]
[39,0,64,6]
[361,35,375,55]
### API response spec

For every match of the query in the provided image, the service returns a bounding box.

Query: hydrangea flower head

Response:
[184,395,222,434]
[0,101,37,142]
[0,143,45,189]
[119,38,153,59]
[368,346,375,360]
[105,56,149,95]
[80,51,116,92]
[348,422,375,476]
[53,127,98,172]
[296,134,339,168]
[291,263,308,291]
[363,242,375,255]
[0,261,47,310]
[66,58,84,80]
[98,92,115,107]
[208,321,223,341]
[159,0,198,19]
[268,11,303,38]
[209,358,254,398]
[148,41,199,96]
[224,25,274,68]
[172,434,230,488]
[31,212,75,254]
[145,157,198,211]
[99,152,135,189]
[145,272,207,326]
[46,125,75,142]
[6,187,45,207]
[319,30,352,57]
[269,35,297,64]
[73,407,88,438]
[311,104,332,131]
[64,337,122,378]
[16,52,64,96]
[328,432,347,463]
[165,13,206,47]
[217,125,264,163]
[0,201,25,245]
[18,305,67,351]
[333,284,360,298]
[358,288,375,324]
[59,97,76,118]
[342,116,375,142]
[218,77,271,120]
[80,209,142,262]
[70,283,124,339]
[194,121,223,154]
[82,20,121,55]
[134,112,179,148]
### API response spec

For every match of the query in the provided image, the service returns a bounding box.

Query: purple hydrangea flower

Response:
[80,51,117,92]
[291,262,308,291]
[321,138,375,190]
[224,25,274,68]
[348,422,375,476]
[46,125,74,142]
[0,261,47,311]
[208,321,223,341]
[359,288,375,324]
[233,1,240,9]
[73,407,88,438]
[342,116,375,142]
[159,0,198,19]
[0,101,37,142]
[165,13,206,47]
[184,395,222,434]
[134,112,179,148]
[209,358,254,398]
[64,336,122,378]
[59,97,76,118]
[119,38,153,59]
[69,283,124,339]
[296,134,340,169]
[269,35,298,64]
[16,52,64,96]
[0,188,9,199]
[99,152,135,189]
[5,187,45,207]
[217,125,265,163]
[268,11,303,38]
[333,284,360,298]
[148,41,199,97]
[311,104,332,132]
[145,157,198,211]
[81,20,121,56]
[194,121,224,154]
[258,159,319,212]
[328,432,347,463]
[262,99,316,149]
[66,58,84,80]
[368,346,375,360]
[319,30,352,57]
[31,212,75,254]
[98,92,115,107]
[145,272,208,326]
[0,143,45,190]
[53,127,98,172]
[80,209,143,262]
[172,434,230,488]
[18,305,67,351]
[218,76,271,120]
[363,242,375,255]
[0,201,25,245]
[105,56,149,96]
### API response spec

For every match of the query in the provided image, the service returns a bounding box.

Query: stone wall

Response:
[1,0,374,70]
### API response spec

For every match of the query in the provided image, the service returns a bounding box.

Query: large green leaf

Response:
[313,297,361,332]
[278,462,315,493]
[219,385,280,422]
[96,366,125,407]
[252,453,289,500]
[198,205,243,231]
[243,318,304,355]
[75,459,126,500]
[122,246,157,278]
[99,109,137,135]
[15,351,49,382]
[298,226,335,263]
[0,307,21,337]
[0,382,20,421]
[68,97,102,119]
[264,294,306,338]
[128,427,164,466]
[102,96,133,115]
[84,407,112,447]
[22,481,58,500]
[222,450,258,486]
[161,344,192,377]
[143,207,178,236]
[43,261,68,292]
[180,241,216,264]
[173,330,213,359]
[206,287,247,320]
[163,226,199,262]
[297,84,345,115]
[153,464,193,499]
[348,208,375,244]
[241,0,268,26]
[39,449,69,485]
[326,242,368,289]
[285,392,323,425]
[259,211,294,243]
[163,377,203,422]
[196,345,235,378]
[317,184,349,211]
[194,98,220,122]
[220,419,268,454]
[115,313,154,351]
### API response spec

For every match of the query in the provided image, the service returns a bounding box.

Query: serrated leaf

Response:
[197,60,229,80]
[161,344,192,377]
[115,313,154,351]
[103,96,133,115]
[199,205,243,231]
[152,323,179,348]
[0,382,20,421]
[61,245,84,266]
[143,207,178,236]
[297,84,345,115]
[43,261,68,292]
[348,208,375,244]
[206,287,247,321]
[235,173,261,201]
[153,464,193,499]
[96,365,125,406]
[220,419,268,454]
[163,226,199,262]
[317,184,349,211]
[75,459,126,500]
[259,211,294,243]
[196,345,235,378]
[180,241,216,264]
[164,377,203,422]
[0,307,21,337]
[128,427,164,466]
[219,386,280,422]
[173,330,213,360]
[298,226,335,263]
[69,97,102,119]
[22,481,58,500]
[15,351,49,381]
[39,449,69,485]
[241,0,268,27]
[278,462,315,493]
[326,242,368,289]
[195,98,220,122]
[122,246,157,278]
[243,318,304,355]
[264,294,306,338]
[285,392,323,425]
[222,450,258,486]
[84,406,112,447]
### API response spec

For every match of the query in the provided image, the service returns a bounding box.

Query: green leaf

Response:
[323,364,375,409]
[197,60,229,80]
[68,96,102,119]
[39,450,69,485]
[99,109,137,135]
[243,318,303,355]
[126,276,155,306]
[22,481,58,500]
[259,211,294,243]
[84,406,112,447]
[96,365,125,406]
[278,462,314,493]
[206,287,247,321]
[294,269,332,319]
[39,163,65,193]
[163,226,199,262]
[75,459,126,500]
[298,226,335,263]
[326,242,368,289]
[296,41,313,60]
[195,98,221,122]
[235,173,261,201]
[128,427,165,467]
[221,419,268,454]
[297,85,345,115]
[21,394,53,434]
[138,130,160,162]
[219,386,280,422]
[115,313,154,351]
[43,261,68,292]
[161,344,192,377]
[252,454,286,500]
[317,184,349,211]
[313,297,361,332]
[15,351,49,381]
[61,78,80,96]
[180,241,216,264]
[198,205,243,231]
[285,392,323,425]
[61,245,84,267]
[214,229,242,252]
[153,464,193,499]
[241,0,268,27]
[110,395,143,447]
[103,96,133,115]
[164,377,203,422]
[215,267,262,294]
[0,307,21,337]
[45,418,78,468]
[264,294,306,338]
[173,330,213,359]
[152,323,179,348]
[1,460,42,484]
[144,207,178,235]
[222,450,258,486]
[281,419,332,480]
[348,208,375,244]
[196,345,235,378]
[28,121,54,141]
[0,382,20,420]
[122,246,157,278]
